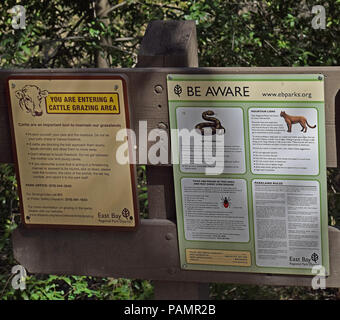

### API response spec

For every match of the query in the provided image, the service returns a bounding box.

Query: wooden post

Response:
[137,20,198,222]
[95,0,111,68]
[136,20,209,300]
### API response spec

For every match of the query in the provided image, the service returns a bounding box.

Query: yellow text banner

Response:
[46,93,120,114]
[186,249,251,267]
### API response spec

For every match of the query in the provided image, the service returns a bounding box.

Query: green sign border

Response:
[168,74,329,276]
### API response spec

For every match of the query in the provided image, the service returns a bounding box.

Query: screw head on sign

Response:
[11,83,16,88]
[154,85,163,94]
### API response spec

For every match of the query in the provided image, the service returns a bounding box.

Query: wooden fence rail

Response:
[1,20,340,299]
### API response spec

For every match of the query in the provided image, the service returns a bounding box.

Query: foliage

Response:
[190,0,340,67]
[1,0,340,300]
[137,165,148,219]
[1,0,340,68]
[0,162,153,300]
[327,168,340,227]
[0,164,18,299]
[0,0,188,68]
[210,283,340,300]
[1,273,153,300]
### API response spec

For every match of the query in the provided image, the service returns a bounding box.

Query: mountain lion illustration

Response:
[280,111,316,133]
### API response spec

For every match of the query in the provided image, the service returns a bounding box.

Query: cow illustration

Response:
[15,85,48,116]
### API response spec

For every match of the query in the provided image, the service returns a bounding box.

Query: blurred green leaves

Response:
[1,0,340,68]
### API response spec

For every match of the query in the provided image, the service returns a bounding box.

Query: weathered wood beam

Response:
[0,66,339,166]
[12,222,340,288]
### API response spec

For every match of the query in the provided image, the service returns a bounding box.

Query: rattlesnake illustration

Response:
[195,110,225,135]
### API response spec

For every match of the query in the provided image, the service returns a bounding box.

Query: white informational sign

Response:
[181,178,249,242]
[168,74,329,275]
[249,108,319,175]
[253,180,321,268]
[176,107,245,173]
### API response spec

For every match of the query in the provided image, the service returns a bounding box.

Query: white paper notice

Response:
[253,180,322,268]
[176,107,245,174]
[181,178,249,242]
[249,108,319,175]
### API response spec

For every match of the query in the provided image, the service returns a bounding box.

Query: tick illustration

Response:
[221,196,231,208]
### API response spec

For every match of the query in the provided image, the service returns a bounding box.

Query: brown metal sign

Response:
[7,75,139,230]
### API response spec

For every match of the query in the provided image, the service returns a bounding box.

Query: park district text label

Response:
[7,76,138,229]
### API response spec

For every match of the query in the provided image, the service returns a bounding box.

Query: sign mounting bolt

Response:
[168,268,176,275]
[157,122,168,130]
[165,233,173,240]
[154,85,163,94]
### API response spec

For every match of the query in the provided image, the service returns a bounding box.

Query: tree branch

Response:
[98,1,127,18]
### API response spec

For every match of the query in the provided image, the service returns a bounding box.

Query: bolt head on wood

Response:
[165,233,173,240]
[157,122,168,130]
[154,85,163,94]
[167,267,176,275]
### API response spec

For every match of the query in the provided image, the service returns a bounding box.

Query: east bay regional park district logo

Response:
[98,208,133,221]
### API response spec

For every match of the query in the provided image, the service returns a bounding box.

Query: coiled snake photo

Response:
[195,110,226,135]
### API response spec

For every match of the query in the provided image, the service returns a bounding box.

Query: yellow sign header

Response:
[167,76,324,102]
[46,93,120,114]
